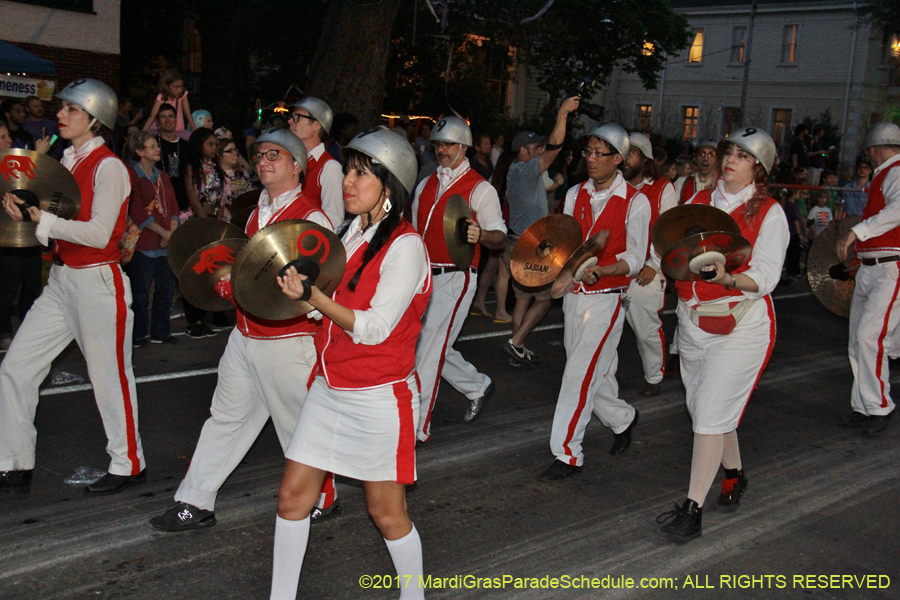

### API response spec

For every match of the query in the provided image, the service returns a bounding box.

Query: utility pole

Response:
[738,0,758,127]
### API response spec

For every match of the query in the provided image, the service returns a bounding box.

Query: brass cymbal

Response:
[661,231,752,281]
[807,216,860,318]
[179,238,248,311]
[443,194,475,270]
[510,214,583,287]
[231,189,261,215]
[168,218,247,277]
[0,216,39,248]
[231,219,346,321]
[652,204,740,257]
[550,230,610,298]
[0,149,81,222]
[230,205,256,231]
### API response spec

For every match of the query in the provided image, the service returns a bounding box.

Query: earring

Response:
[384,197,393,214]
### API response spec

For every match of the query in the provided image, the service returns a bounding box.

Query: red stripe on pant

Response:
[420,271,471,439]
[394,380,416,484]
[875,273,900,408]
[562,297,622,466]
[738,295,777,425]
[110,264,141,475]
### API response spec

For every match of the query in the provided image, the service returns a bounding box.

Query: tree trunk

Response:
[305,0,402,128]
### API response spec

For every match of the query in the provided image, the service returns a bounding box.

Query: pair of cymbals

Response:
[168,218,248,276]
[510,214,584,288]
[179,238,248,311]
[652,204,751,281]
[550,231,611,298]
[807,216,860,318]
[443,194,475,270]
[0,149,82,248]
[229,190,262,231]
[231,219,346,321]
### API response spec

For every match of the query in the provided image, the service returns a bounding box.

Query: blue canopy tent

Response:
[0,40,56,76]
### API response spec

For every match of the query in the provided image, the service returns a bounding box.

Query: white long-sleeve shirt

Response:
[852,153,900,257]
[635,177,677,270]
[309,143,345,230]
[339,216,429,346]
[562,172,650,278]
[36,136,130,247]
[256,183,332,230]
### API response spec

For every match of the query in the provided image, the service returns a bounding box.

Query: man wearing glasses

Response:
[288,97,345,229]
[149,129,337,532]
[540,123,649,481]
[502,97,579,368]
[675,140,719,205]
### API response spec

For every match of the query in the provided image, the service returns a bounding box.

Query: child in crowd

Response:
[143,68,197,140]
[806,191,833,239]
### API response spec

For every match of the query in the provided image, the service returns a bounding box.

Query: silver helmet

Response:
[627,132,653,161]
[56,78,118,129]
[584,123,630,161]
[253,129,307,177]
[863,122,900,149]
[346,127,418,193]
[719,126,777,175]
[292,97,333,135]
[695,139,718,153]
[430,116,473,147]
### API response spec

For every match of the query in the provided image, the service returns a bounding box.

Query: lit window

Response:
[781,25,799,64]
[642,41,655,56]
[683,106,699,140]
[689,29,704,63]
[731,27,746,64]
[772,109,793,145]
[636,104,653,133]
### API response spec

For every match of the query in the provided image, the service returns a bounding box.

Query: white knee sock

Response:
[687,433,724,507]
[721,430,742,470]
[270,515,310,600]
[384,524,425,600]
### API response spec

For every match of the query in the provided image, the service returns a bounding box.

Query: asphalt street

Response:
[1,280,897,600]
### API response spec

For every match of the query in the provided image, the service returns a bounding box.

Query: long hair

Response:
[338,149,408,291]
[720,142,770,223]
[187,127,225,195]
[158,68,184,98]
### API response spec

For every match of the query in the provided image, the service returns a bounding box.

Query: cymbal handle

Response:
[699,268,717,281]
[456,218,469,243]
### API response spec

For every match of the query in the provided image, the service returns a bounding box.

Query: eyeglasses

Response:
[222,148,238,154]
[289,113,317,124]
[582,149,617,159]
[696,151,718,159]
[251,149,283,162]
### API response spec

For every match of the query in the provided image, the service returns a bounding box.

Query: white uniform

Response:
[625,177,677,385]
[549,174,649,466]
[0,137,145,476]
[307,143,345,230]
[676,182,788,433]
[175,186,333,511]
[411,160,506,442]
[848,154,900,417]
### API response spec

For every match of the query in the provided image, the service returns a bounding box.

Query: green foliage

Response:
[862,0,900,36]
[799,109,842,152]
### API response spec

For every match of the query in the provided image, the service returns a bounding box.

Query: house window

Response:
[636,104,653,133]
[723,107,741,135]
[683,106,699,140]
[731,27,746,64]
[689,29,704,63]
[185,18,202,73]
[642,41,655,56]
[781,25,799,64]
[772,109,793,146]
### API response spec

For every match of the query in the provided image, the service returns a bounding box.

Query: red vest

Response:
[571,181,638,293]
[316,219,431,390]
[234,192,327,339]
[415,168,485,268]
[304,150,339,211]
[856,161,900,254]
[679,177,696,205]
[55,144,128,267]
[675,189,778,303]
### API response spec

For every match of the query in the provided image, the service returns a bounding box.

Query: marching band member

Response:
[411,117,506,441]
[836,122,900,436]
[540,123,649,481]
[622,132,677,396]
[149,129,338,531]
[271,128,430,599]
[0,79,146,494]
[656,127,787,544]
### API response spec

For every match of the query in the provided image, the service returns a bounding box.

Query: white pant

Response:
[175,330,317,510]
[624,272,666,384]
[0,264,145,475]
[549,293,635,466]
[849,262,900,417]
[415,271,491,442]
[677,297,776,434]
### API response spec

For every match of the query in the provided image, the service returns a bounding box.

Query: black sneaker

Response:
[149,502,217,532]
[0,469,33,492]
[716,469,748,512]
[133,338,149,348]
[197,323,218,338]
[185,323,205,339]
[656,499,702,544]
[539,459,582,481]
[150,335,179,345]
[310,500,341,524]
[503,340,540,369]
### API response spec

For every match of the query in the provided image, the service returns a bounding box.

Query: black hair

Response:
[187,127,226,197]
[338,149,408,291]
[157,103,177,116]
